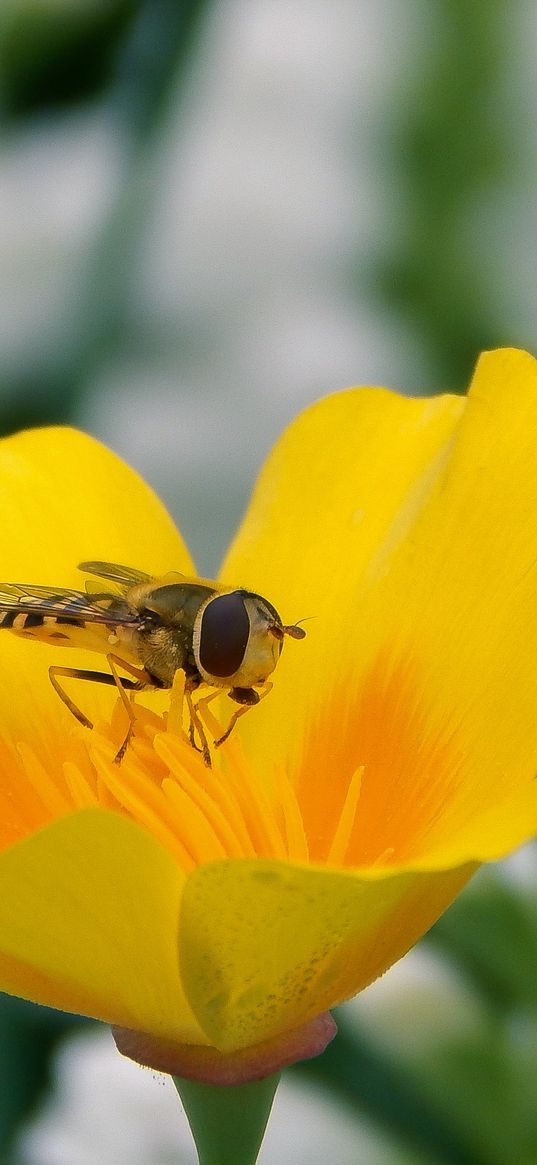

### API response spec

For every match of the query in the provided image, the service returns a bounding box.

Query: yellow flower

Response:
[0,347,535,1080]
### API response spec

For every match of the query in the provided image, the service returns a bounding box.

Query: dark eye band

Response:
[199,592,250,677]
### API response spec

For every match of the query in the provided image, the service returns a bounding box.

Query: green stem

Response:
[173,1073,280,1165]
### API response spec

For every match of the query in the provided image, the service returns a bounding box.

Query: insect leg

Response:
[49,658,153,764]
[48,665,141,732]
[106,654,154,764]
[185,682,212,768]
[213,704,251,748]
[192,688,222,717]
[49,666,97,729]
[189,688,223,753]
[101,653,152,689]
[215,682,273,749]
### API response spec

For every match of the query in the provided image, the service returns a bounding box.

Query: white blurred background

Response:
[3,1,535,569]
[2,2,537,1162]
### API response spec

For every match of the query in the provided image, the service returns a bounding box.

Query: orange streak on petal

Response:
[326,767,363,867]
[346,653,464,865]
[298,650,464,867]
[273,765,309,863]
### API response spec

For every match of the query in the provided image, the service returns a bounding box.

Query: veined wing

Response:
[79,561,154,589]
[79,561,190,594]
[0,583,139,626]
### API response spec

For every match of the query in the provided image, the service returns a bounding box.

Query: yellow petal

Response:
[1,354,536,1062]
[354,348,537,863]
[0,807,205,1043]
[0,427,192,753]
[180,857,473,1052]
[220,383,465,776]
[221,349,537,868]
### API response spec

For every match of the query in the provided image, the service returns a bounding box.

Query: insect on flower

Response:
[0,561,306,764]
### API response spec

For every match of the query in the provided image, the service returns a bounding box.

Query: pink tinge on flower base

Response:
[112,1013,337,1085]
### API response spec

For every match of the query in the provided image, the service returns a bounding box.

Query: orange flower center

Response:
[0,652,464,872]
[0,676,314,871]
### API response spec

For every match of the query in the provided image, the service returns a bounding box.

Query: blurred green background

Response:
[0,2,536,1162]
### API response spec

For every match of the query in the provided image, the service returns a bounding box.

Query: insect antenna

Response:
[283,615,314,640]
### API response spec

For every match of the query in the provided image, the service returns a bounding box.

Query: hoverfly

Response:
[0,561,305,765]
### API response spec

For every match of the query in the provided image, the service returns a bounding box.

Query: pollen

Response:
[0,662,430,874]
[0,678,318,873]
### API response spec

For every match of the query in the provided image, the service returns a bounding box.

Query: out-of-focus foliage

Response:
[1,2,537,1163]
[310,860,537,1165]
[373,1,514,386]
[0,1,137,114]
[311,858,537,1165]
[0,1000,85,1157]
[0,0,211,445]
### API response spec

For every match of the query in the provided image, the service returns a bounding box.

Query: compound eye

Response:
[199,592,250,678]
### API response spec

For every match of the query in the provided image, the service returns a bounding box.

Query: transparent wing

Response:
[78,561,154,589]
[0,582,140,625]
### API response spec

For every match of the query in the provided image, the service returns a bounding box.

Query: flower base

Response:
[112,1011,337,1084]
